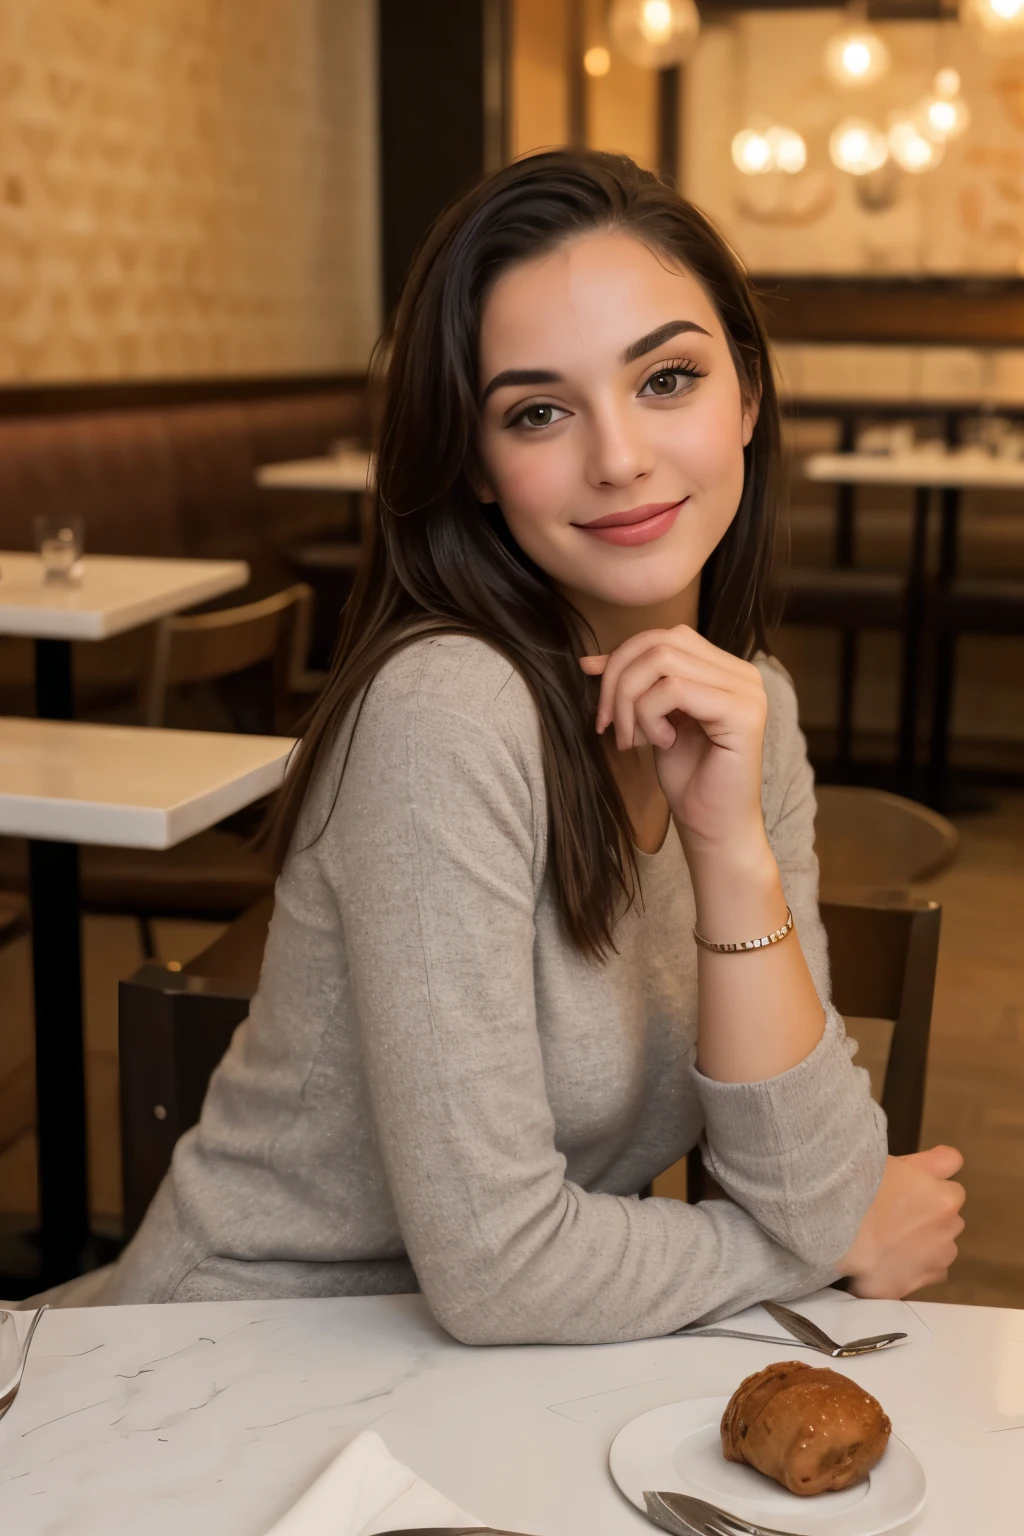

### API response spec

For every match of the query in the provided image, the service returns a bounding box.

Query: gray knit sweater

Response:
[102,636,887,1341]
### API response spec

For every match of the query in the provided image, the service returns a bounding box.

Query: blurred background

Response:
[0,1,1021,1306]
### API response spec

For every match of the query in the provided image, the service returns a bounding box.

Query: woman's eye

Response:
[512,403,567,430]
[640,366,702,399]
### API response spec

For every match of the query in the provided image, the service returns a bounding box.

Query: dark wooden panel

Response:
[755,277,1024,347]
[0,373,366,419]
[379,0,491,315]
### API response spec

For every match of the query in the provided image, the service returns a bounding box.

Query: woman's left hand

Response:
[580,626,769,858]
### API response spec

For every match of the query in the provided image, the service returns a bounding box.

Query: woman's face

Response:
[475,230,756,614]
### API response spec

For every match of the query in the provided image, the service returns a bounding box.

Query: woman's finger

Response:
[585,627,759,735]
[627,675,753,754]
[607,646,762,747]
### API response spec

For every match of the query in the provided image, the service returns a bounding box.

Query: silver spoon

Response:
[677,1299,906,1358]
[0,1304,49,1423]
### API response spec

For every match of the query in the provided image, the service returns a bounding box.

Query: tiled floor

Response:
[1,799,1022,1309]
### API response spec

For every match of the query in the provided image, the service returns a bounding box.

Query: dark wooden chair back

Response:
[686,894,941,1202]
[119,897,272,1238]
[141,583,313,732]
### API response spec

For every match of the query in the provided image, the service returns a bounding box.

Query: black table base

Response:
[12,636,106,1292]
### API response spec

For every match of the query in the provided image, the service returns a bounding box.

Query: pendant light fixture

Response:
[824,4,891,89]
[829,117,889,176]
[608,0,701,70]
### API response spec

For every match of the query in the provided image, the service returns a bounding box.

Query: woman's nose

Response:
[584,404,654,489]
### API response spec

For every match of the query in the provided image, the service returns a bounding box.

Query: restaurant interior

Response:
[0,0,1023,1530]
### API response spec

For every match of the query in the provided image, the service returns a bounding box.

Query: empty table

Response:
[255,448,374,493]
[0,716,292,1291]
[802,449,1024,797]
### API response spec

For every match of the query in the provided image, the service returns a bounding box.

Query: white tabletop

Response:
[0,554,249,641]
[0,718,293,847]
[0,1291,1020,1536]
[803,448,1024,490]
[256,450,374,494]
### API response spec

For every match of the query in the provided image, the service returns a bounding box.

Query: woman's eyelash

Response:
[640,358,707,390]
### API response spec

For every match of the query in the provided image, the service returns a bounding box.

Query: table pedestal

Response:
[2,639,97,1293]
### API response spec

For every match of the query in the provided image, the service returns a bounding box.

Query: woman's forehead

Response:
[479,231,717,367]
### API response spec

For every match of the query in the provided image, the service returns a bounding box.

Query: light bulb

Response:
[641,0,673,42]
[731,129,773,175]
[766,125,808,174]
[960,0,1024,46]
[829,117,889,176]
[918,92,971,142]
[608,0,700,69]
[934,67,961,98]
[583,46,611,78]
[889,117,944,173]
[824,29,891,88]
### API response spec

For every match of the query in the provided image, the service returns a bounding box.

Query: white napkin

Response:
[263,1428,483,1536]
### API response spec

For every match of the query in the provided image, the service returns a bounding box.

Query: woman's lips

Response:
[575,498,686,548]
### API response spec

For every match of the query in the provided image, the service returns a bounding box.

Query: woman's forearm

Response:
[686,828,825,1084]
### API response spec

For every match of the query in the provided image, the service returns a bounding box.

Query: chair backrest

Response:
[685,893,942,1203]
[814,785,957,888]
[119,897,272,1238]
[141,583,312,731]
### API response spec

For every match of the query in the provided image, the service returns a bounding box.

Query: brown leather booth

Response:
[0,384,368,716]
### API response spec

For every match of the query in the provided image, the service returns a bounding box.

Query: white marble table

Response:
[0,552,250,1291]
[0,553,249,641]
[256,450,374,494]
[0,718,293,847]
[0,718,291,1293]
[803,448,1024,491]
[0,1292,1020,1536]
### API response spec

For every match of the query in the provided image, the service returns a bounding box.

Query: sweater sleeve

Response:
[692,659,889,1270]
[320,641,862,1346]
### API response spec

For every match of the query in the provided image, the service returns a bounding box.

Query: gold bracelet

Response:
[693,907,794,954]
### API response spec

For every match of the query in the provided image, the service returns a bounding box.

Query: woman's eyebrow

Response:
[622,319,711,364]
[481,368,560,406]
[480,319,712,406]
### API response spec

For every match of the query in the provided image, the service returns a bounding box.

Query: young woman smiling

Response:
[101,152,965,1336]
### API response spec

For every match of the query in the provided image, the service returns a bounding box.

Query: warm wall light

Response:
[731,129,773,175]
[919,92,970,141]
[609,0,700,69]
[934,67,961,98]
[889,116,944,172]
[732,125,807,175]
[767,126,808,174]
[962,0,1024,29]
[829,117,889,175]
[824,29,891,88]
[584,46,611,77]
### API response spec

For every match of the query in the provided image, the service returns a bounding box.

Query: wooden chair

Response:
[141,582,316,732]
[0,587,314,957]
[813,785,958,891]
[684,893,942,1202]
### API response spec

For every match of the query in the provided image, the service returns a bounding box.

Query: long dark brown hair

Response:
[261,149,781,958]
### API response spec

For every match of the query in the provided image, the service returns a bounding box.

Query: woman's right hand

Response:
[840,1145,966,1298]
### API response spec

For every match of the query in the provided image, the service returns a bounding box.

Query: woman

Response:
[101,151,965,1339]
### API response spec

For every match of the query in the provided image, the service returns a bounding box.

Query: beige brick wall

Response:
[0,0,380,382]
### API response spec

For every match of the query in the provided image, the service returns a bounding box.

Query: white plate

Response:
[608,1396,926,1536]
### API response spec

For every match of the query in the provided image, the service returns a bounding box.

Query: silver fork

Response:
[676,1298,906,1358]
[645,1490,799,1536]
[0,1305,48,1423]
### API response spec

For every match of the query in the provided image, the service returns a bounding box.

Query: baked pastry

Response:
[721,1360,891,1496]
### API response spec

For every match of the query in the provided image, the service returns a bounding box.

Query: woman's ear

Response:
[741,400,759,448]
[467,460,498,504]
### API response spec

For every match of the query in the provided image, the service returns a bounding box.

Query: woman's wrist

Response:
[681,826,787,944]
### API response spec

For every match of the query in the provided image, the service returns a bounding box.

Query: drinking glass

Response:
[32,512,84,581]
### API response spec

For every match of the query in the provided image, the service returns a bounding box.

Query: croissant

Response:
[721,1360,891,1496]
